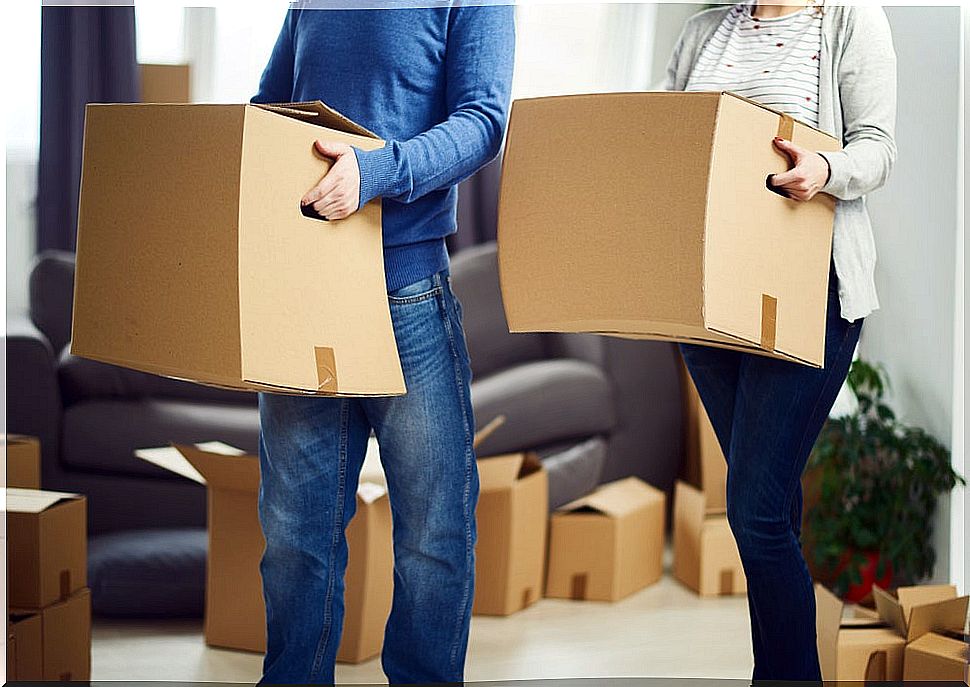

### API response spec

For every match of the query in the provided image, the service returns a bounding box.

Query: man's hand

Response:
[769,137,831,202]
[301,141,361,221]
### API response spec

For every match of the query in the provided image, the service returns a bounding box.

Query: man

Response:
[251,3,515,684]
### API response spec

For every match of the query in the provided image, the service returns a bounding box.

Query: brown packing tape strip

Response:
[571,574,588,600]
[719,569,735,595]
[760,295,778,351]
[777,113,795,141]
[60,570,71,599]
[315,346,339,393]
[864,650,887,682]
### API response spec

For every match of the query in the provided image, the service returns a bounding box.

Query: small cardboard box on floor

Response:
[498,91,841,367]
[472,451,548,616]
[6,488,87,609]
[872,584,970,682]
[8,588,92,681]
[5,434,42,488]
[815,584,906,681]
[135,441,393,663]
[73,100,404,396]
[545,477,665,602]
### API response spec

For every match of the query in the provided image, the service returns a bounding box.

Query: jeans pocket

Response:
[388,275,440,304]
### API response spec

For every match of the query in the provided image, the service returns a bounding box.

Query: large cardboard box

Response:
[815,583,906,681]
[73,100,404,396]
[498,91,842,367]
[8,588,92,681]
[903,632,969,683]
[140,63,191,103]
[873,584,970,643]
[135,441,393,662]
[6,488,87,609]
[473,452,548,616]
[5,434,42,489]
[546,477,665,602]
[672,481,745,596]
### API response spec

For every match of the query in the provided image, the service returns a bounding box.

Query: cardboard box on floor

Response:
[6,488,87,609]
[135,441,393,663]
[8,588,92,681]
[473,451,548,616]
[546,477,665,602]
[498,91,842,368]
[73,100,404,396]
[903,631,969,683]
[815,583,906,681]
[5,434,42,488]
[672,481,745,596]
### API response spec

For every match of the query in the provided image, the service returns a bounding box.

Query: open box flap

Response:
[558,477,660,518]
[477,453,542,492]
[6,487,82,514]
[173,443,260,493]
[256,100,379,139]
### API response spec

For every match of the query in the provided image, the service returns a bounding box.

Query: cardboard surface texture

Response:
[903,632,970,683]
[73,100,404,396]
[135,443,393,662]
[814,584,906,682]
[672,481,745,596]
[139,63,191,103]
[546,477,665,602]
[498,91,841,367]
[473,452,549,616]
[6,488,87,609]
[8,588,92,681]
[5,434,42,489]
[873,584,970,643]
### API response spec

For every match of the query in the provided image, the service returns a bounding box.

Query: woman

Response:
[665,1,896,681]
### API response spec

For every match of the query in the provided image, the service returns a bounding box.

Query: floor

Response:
[90,573,754,683]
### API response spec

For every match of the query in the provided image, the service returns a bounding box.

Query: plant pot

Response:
[837,550,893,603]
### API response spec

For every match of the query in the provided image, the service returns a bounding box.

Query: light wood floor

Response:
[91,573,754,683]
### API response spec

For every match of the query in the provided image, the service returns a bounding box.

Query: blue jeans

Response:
[680,263,862,682]
[257,270,478,685]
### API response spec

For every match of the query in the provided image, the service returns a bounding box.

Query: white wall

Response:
[861,6,961,584]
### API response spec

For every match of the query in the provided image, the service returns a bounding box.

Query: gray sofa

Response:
[8,242,685,535]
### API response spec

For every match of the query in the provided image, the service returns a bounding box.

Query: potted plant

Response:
[804,359,964,601]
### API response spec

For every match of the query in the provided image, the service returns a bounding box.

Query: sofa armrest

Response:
[6,316,63,484]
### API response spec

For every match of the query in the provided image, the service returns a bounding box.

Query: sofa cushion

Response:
[61,398,259,478]
[59,350,255,407]
[471,358,616,457]
[88,528,206,618]
[449,242,547,378]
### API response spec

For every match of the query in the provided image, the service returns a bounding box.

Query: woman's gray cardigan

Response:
[664,4,897,322]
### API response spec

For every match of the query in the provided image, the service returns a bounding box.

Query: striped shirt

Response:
[685,2,823,127]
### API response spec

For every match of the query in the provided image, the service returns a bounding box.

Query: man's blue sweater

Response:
[253,5,515,292]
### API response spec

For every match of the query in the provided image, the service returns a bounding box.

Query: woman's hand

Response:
[769,138,831,202]
[301,141,361,221]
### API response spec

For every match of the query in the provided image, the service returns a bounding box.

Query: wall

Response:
[861,6,961,584]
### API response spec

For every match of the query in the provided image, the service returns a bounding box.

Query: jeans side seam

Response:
[439,285,475,677]
[308,399,350,682]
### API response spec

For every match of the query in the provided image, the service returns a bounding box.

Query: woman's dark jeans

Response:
[680,263,862,682]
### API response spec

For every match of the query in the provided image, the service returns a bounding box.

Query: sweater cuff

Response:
[818,150,850,198]
[354,144,397,209]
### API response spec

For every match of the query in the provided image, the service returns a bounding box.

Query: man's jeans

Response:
[680,262,862,682]
[257,270,478,685]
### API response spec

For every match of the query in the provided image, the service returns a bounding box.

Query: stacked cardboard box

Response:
[5,434,42,488]
[816,583,970,682]
[673,369,746,596]
[6,488,91,680]
[873,584,970,682]
[472,452,548,616]
[135,441,393,663]
[73,100,404,396]
[546,477,665,602]
[498,91,841,367]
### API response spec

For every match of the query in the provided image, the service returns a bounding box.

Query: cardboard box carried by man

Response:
[498,91,841,368]
[72,100,404,397]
